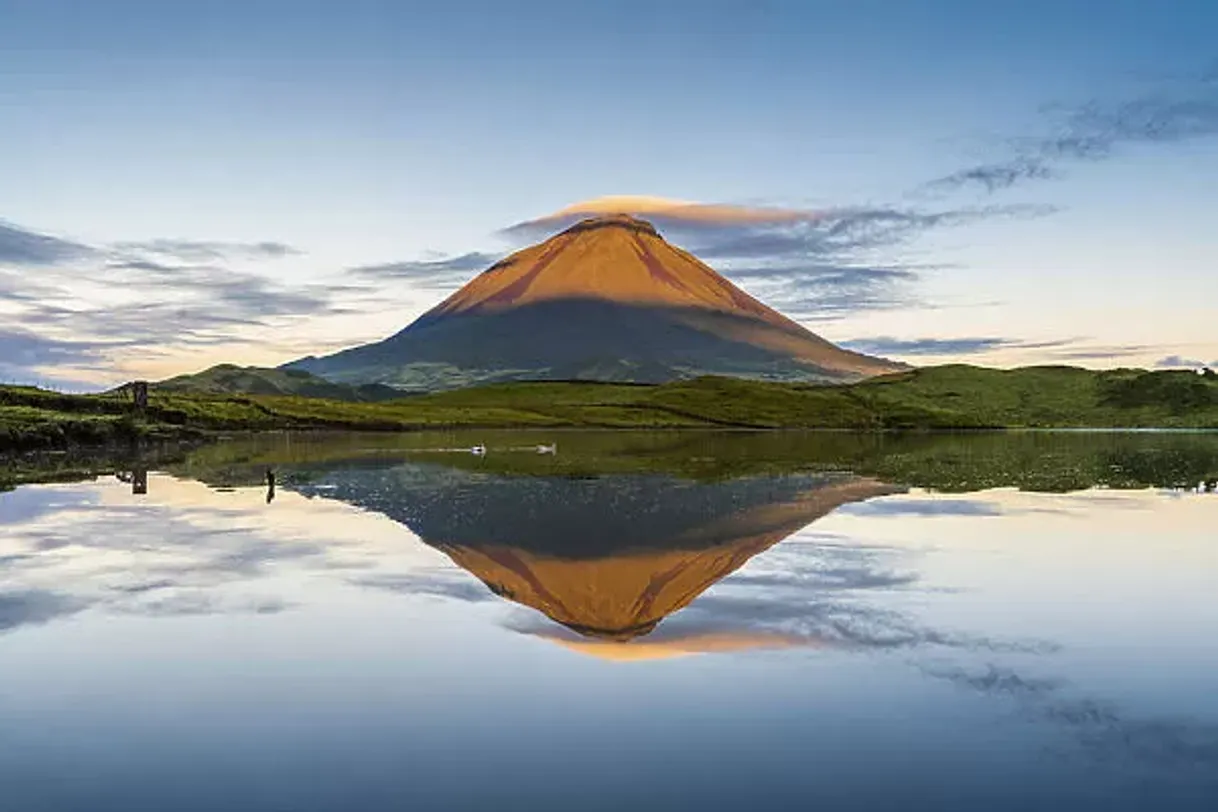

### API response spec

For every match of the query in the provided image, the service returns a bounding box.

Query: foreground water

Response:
[1,431,1216,811]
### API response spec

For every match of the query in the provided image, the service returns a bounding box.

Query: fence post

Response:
[132,381,149,413]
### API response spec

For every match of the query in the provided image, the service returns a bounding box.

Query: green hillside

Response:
[2,365,1217,451]
[154,364,404,402]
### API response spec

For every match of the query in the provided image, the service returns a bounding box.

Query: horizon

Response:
[2,1,1216,390]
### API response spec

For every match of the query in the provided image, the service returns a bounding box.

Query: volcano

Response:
[291,213,902,390]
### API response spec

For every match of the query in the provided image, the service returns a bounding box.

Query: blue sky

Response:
[1,0,1216,387]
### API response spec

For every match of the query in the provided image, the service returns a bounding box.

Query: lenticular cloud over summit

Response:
[501,196,830,240]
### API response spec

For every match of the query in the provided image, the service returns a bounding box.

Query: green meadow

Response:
[2,365,1217,452]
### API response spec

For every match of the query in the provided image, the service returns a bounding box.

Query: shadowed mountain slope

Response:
[290,214,903,391]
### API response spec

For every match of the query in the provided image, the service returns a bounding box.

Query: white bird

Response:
[470,444,487,456]
[536,443,557,455]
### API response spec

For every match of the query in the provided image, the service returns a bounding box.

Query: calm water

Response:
[1,432,1216,811]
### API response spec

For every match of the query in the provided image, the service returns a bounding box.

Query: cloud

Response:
[110,238,299,263]
[0,328,123,388]
[0,226,346,383]
[0,589,86,632]
[0,480,357,631]
[733,264,924,319]
[838,336,1165,363]
[0,327,119,368]
[836,498,1005,517]
[3,287,340,382]
[1043,344,1152,361]
[110,593,293,617]
[841,336,1075,357]
[1156,355,1217,369]
[499,195,827,240]
[97,260,335,319]
[665,549,1054,655]
[928,67,1218,193]
[350,251,503,288]
[927,663,1218,770]
[0,221,95,267]
[351,572,501,603]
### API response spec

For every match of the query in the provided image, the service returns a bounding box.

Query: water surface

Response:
[2,431,1216,810]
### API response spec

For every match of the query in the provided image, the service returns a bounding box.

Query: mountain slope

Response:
[291,214,903,391]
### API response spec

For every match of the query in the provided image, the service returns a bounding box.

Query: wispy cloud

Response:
[926,662,1218,770]
[0,222,345,384]
[0,269,60,303]
[840,336,1075,357]
[1156,355,1217,369]
[0,589,87,632]
[928,68,1218,193]
[351,572,500,603]
[837,336,1165,364]
[0,221,95,267]
[0,482,365,631]
[110,239,299,264]
[836,498,1005,517]
[500,196,830,240]
[350,251,503,288]
[0,328,124,388]
[0,327,120,368]
[741,265,923,320]
[1043,344,1152,362]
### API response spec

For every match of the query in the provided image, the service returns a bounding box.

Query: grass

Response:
[2,365,1217,452]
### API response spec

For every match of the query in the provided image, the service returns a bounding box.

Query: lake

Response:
[1,431,1216,811]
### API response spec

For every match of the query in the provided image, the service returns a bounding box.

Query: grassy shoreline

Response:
[3,365,1217,452]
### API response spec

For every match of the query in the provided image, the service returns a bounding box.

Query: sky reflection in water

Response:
[0,436,1216,811]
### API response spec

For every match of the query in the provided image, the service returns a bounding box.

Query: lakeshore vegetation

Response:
[2,364,1217,452]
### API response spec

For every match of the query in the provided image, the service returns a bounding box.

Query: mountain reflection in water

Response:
[316,467,906,642]
[283,462,902,645]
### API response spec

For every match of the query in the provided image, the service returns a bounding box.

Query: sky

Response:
[1,0,1216,388]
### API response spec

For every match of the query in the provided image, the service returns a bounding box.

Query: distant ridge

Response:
[155,364,403,402]
[289,214,905,391]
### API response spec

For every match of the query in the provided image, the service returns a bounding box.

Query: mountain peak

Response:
[558,213,660,237]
